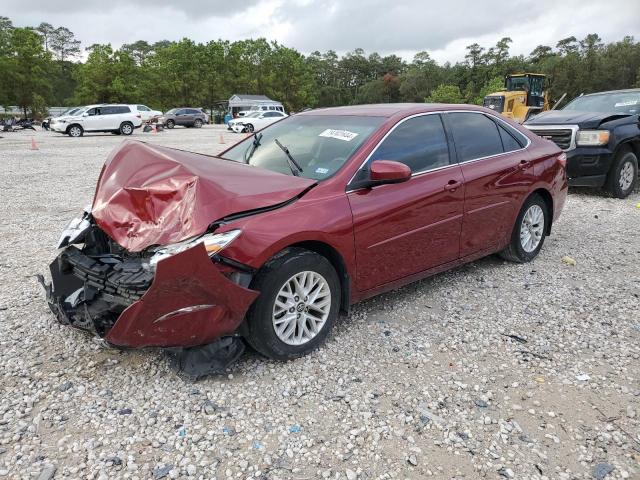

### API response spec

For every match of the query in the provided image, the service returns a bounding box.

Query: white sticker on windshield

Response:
[318,129,359,141]
[315,167,329,174]
[614,100,638,107]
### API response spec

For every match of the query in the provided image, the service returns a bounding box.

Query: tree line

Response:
[1,15,639,118]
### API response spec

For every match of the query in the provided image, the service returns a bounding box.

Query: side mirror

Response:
[82,113,89,117]
[369,160,411,185]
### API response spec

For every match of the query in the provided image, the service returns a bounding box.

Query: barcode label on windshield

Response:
[318,129,359,141]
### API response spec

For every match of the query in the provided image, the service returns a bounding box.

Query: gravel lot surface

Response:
[1,126,639,480]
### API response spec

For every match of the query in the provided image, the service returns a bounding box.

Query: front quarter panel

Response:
[221,190,356,280]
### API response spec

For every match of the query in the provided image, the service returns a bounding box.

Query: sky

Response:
[5,0,640,63]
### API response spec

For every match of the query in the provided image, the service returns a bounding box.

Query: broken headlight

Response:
[57,206,92,248]
[149,230,241,269]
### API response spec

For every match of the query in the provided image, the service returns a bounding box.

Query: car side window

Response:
[86,108,98,116]
[447,112,504,162]
[498,124,523,152]
[369,114,450,174]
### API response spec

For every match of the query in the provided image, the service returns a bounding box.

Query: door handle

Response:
[518,160,531,170]
[443,180,462,192]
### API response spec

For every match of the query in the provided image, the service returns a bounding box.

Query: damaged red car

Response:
[41,104,567,374]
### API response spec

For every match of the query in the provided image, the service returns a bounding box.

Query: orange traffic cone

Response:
[30,137,38,150]
[219,133,225,144]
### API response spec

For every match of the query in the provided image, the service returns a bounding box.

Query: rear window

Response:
[447,112,504,162]
[102,106,130,114]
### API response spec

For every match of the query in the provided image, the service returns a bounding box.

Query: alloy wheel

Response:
[272,271,331,346]
[519,204,544,253]
[619,160,634,191]
[121,124,133,135]
[69,126,82,137]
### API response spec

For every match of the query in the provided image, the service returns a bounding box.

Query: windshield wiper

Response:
[243,132,263,164]
[274,138,303,177]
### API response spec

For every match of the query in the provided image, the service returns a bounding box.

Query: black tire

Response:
[166,120,175,129]
[244,248,340,360]
[67,124,83,137]
[193,119,203,128]
[499,193,549,263]
[606,148,638,199]
[246,123,254,133]
[119,122,134,136]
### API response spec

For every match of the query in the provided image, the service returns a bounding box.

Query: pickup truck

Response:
[525,88,639,198]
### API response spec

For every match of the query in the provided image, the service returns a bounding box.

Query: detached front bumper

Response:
[41,240,259,349]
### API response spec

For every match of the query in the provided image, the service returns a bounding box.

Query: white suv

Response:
[130,104,162,122]
[50,104,143,137]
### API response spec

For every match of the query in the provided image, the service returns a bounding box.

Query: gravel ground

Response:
[1,126,639,480]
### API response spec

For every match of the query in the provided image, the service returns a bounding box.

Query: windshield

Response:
[564,91,640,114]
[221,115,385,180]
[240,112,261,119]
[166,108,178,114]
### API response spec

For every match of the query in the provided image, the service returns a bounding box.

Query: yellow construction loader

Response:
[483,73,557,123]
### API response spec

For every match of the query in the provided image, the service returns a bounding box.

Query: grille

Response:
[483,96,504,113]
[528,128,573,150]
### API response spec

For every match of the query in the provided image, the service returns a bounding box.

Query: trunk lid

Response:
[92,140,316,252]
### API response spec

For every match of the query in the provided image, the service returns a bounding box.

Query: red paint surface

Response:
[92,140,315,252]
[105,243,259,348]
[91,104,566,348]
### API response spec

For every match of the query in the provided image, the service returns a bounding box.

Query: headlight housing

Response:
[149,230,241,269]
[576,130,610,146]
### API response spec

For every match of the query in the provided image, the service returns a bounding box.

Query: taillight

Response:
[557,153,567,168]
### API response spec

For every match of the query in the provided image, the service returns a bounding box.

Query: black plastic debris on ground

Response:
[165,336,245,381]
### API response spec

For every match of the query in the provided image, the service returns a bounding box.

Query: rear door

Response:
[174,109,189,125]
[443,112,534,257]
[347,113,465,292]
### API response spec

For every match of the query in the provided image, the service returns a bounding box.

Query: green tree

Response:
[425,84,464,103]
[5,28,52,115]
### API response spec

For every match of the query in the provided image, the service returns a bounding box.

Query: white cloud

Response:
[4,0,639,62]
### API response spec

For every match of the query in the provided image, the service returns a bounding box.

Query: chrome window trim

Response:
[346,109,531,191]
[522,124,579,151]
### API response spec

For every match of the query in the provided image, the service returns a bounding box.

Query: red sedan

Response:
[42,104,567,374]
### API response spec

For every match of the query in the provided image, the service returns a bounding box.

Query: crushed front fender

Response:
[104,244,259,348]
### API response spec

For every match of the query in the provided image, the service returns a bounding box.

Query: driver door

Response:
[347,114,465,292]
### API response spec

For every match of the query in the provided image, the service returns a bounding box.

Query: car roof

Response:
[582,88,640,97]
[297,103,487,118]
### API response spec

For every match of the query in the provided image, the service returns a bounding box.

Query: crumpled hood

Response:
[92,140,316,252]
[526,110,633,128]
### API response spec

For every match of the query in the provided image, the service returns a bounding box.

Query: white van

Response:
[50,104,143,137]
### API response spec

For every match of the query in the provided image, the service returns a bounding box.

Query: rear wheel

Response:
[607,148,638,198]
[499,193,548,263]
[67,125,83,137]
[244,248,340,360]
[119,122,134,135]
[166,119,175,129]
[193,119,203,128]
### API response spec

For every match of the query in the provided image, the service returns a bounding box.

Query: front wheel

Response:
[499,193,548,263]
[244,248,340,360]
[67,125,83,137]
[607,149,638,199]
[166,119,175,129]
[246,123,254,133]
